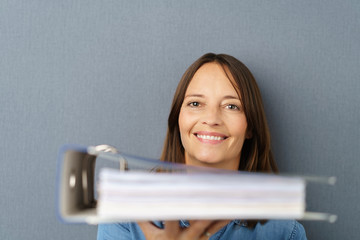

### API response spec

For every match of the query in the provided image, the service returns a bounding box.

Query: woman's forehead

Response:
[185,62,241,97]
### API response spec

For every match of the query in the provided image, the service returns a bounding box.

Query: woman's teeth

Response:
[196,134,225,141]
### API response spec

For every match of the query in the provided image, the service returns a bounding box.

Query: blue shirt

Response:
[97,219,307,240]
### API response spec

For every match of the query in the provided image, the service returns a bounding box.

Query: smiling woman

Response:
[162,53,278,173]
[178,62,249,170]
[97,53,307,240]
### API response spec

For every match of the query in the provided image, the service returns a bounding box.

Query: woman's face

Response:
[178,62,249,170]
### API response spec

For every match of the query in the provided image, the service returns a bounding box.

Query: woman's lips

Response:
[194,132,228,144]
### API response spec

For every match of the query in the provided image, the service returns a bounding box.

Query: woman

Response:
[97,53,307,239]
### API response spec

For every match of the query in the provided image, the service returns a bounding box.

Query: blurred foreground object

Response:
[56,144,337,225]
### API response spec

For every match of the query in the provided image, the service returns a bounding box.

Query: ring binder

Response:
[56,144,337,224]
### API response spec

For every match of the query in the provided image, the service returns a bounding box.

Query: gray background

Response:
[0,0,359,239]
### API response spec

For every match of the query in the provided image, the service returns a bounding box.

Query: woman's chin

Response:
[185,154,240,170]
[184,153,230,168]
[187,157,221,167]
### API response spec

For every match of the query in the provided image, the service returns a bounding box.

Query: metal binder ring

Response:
[94,144,119,153]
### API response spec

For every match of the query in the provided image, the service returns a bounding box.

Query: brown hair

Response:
[161,53,278,173]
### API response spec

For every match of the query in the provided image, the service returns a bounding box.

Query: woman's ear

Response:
[246,129,253,139]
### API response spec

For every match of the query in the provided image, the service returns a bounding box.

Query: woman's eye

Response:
[225,104,240,110]
[189,102,200,107]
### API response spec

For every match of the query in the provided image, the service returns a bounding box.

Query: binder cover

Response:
[56,144,337,224]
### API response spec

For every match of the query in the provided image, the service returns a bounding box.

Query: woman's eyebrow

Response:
[184,94,240,100]
[223,95,240,100]
[184,94,204,98]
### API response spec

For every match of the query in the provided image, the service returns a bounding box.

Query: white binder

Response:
[56,144,337,225]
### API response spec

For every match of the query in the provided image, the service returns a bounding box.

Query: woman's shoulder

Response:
[97,222,145,240]
[252,220,307,240]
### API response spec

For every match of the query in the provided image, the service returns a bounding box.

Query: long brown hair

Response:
[161,53,278,173]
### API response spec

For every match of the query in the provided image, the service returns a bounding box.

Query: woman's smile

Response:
[194,131,228,144]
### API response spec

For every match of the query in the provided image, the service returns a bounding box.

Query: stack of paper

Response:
[97,168,305,221]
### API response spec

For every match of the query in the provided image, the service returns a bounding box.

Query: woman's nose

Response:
[201,107,223,126]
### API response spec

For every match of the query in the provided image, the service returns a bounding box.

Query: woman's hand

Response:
[138,220,230,240]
